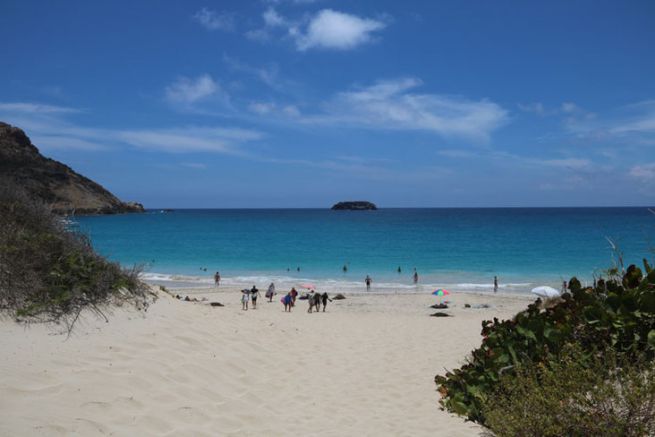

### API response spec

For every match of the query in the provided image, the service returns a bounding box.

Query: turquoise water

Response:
[74,208,655,294]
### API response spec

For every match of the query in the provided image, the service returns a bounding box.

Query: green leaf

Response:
[647,330,655,348]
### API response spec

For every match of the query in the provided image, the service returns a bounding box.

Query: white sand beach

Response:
[0,287,532,436]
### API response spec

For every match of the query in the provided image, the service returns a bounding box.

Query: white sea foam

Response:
[141,271,546,295]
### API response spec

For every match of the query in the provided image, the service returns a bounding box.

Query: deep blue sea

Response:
[73,208,655,294]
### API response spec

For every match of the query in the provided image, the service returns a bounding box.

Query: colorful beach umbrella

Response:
[432,289,450,296]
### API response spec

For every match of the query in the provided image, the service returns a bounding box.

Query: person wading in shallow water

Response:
[365,275,372,291]
[494,276,498,293]
[214,271,221,286]
[413,270,419,284]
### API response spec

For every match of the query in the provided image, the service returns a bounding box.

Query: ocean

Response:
[73,208,655,295]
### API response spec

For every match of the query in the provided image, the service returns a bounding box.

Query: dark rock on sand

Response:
[430,312,452,317]
[332,294,346,300]
[464,304,471,308]
[210,302,224,307]
[0,121,145,215]
[331,201,377,211]
[430,303,449,309]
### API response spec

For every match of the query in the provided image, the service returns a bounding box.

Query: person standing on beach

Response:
[266,282,276,302]
[214,271,221,286]
[290,287,298,306]
[561,281,567,293]
[365,275,372,291]
[282,292,292,312]
[250,285,259,309]
[494,276,498,293]
[321,292,332,312]
[241,288,250,310]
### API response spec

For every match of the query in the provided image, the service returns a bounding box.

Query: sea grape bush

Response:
[0,179,152,330]
[435,259,655,424]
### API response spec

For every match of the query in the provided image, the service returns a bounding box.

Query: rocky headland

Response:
[0,121,144,215]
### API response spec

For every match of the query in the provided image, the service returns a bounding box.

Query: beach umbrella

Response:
[432,289,450,296]
[531,286,560,298]
[300,283,316,290]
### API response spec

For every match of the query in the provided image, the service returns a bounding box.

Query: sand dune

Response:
[0,288,530,436]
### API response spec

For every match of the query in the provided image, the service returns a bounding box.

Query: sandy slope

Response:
[0,288,531,436]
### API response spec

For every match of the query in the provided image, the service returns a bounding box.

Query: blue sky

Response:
[1,0,654,207]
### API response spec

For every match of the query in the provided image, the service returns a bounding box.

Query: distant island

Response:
[0,122,144,215]
[331,201,377,210]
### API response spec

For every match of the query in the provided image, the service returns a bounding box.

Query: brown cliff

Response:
[0,122,144,215]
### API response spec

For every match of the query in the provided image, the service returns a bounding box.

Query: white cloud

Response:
[30,135,108,151]
[263,7,287,27]
[295,9,386,51]
[561,102,579,113]
[609,101,655,134]
[165,75,218,104]
[0,101,262,154]
[630,163,655,181]
[118,127,262,153]
[247,8,387,51]
[193,8,235,31]
[541,158,591,170]
[248,102,300,117]
[518,102,546,116]
[305,78,507,142]
[223,55,281,88]
[0,102,79,114]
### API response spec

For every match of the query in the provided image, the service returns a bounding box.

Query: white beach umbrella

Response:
[531,286,561,298]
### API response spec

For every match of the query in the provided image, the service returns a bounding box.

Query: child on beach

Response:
[290,287,298,306]
[241,288,250,310]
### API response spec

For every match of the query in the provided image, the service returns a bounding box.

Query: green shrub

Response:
[482,346,655,437]
[435,258,655,424]
[0,179,152,329]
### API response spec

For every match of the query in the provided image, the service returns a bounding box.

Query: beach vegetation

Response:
[0,179,152,330]
[482,345,655,436]
[435,254,655,431]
